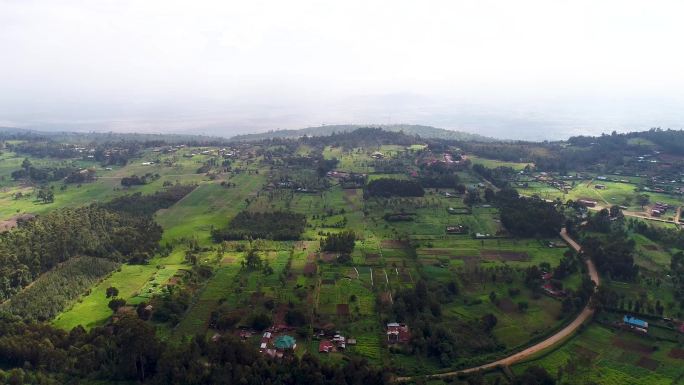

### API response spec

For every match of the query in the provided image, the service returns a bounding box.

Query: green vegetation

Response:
[211,211,307,241]
[1,127,684,384]
[1,257,119,320]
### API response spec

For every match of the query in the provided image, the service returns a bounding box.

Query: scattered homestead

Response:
[386,322,410,344]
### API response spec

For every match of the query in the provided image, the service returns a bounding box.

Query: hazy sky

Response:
[2,0,684,139]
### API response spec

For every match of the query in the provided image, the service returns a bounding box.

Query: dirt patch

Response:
[643,245,659,251]
[320,252,337,262]
[307,253,317,262]
[322,279,335,285]
[381,240,408,249]
[303,262,317,275]
[497,298,517,313]
[336,304,350,316]
[0,213,35,232]
[668,348,684,359]
[167,276,181,286]
[636,356,659,371]
[612,337,654,354]
[221,256,235,265]
[481,250,530,262]
[574,345,599,360]
[419,248,453,256]
[365,253,380,262]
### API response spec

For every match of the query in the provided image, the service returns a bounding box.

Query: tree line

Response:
[0,205,162,300]
[211,211,307,241]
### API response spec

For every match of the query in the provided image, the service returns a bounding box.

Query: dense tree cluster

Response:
[0,206,162,300]
[121,173,158,187]
[582,233,638,281]
[495,189,564,237]
[10,158,96,184]
[630,219,684,250]
[303,127,419,150]
[364,178,425,199]
[102,184,196,216]
[670,252,684,309]
[211,211,307,241]
[472,164,516,188]
[320,231,356,254]
[390,279,500,367]
[0,314,385,385]
[1,257,118,321]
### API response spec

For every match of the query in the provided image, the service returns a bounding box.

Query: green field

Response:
[514,324,684,385]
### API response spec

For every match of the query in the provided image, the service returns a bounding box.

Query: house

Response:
[446,225,467,234]
[387,323,410,344]
[332,334,346,349]
[578,199,597,208]
[319,340,334,353]
[273,335,297,351]
[370,151,385,159]
[623,315,649,332]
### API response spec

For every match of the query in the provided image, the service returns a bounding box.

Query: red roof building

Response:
[387,323,410,344]
[319,340,334,353]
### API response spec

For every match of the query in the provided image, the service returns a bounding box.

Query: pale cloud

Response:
[1,0,684,139]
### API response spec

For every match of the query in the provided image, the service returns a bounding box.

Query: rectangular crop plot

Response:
[480,250,530,262]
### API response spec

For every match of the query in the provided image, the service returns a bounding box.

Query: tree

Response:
[106,286,119,298]
[108,298,126,313]
[21,158,32,172]
[484,188,495,202]
[637,194,650,209]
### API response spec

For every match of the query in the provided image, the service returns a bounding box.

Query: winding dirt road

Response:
[395,228,599,382]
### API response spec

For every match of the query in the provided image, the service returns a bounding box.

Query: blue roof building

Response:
[623,315,648,329]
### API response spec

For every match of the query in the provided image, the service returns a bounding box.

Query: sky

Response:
[1,0,684,140]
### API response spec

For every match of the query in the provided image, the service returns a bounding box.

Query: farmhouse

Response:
[319,340,334,353]
[387,322,410,344]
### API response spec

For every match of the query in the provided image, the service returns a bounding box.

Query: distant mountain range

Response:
[229,124,495,142]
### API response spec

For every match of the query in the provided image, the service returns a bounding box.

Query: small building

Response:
[319,340,334,353]
[370,151,385,159]
[332,334,346,349]
[578,199,597,208]
[594,184,606,190]
[387,323,410,344]
[623,315,649,331]
[273,335,297,350]
[446,225,467,234]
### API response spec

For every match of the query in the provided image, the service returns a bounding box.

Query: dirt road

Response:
[395,228,598,383]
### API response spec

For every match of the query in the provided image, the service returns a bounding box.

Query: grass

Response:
[469,155,532,171]
[53,250,186,330]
